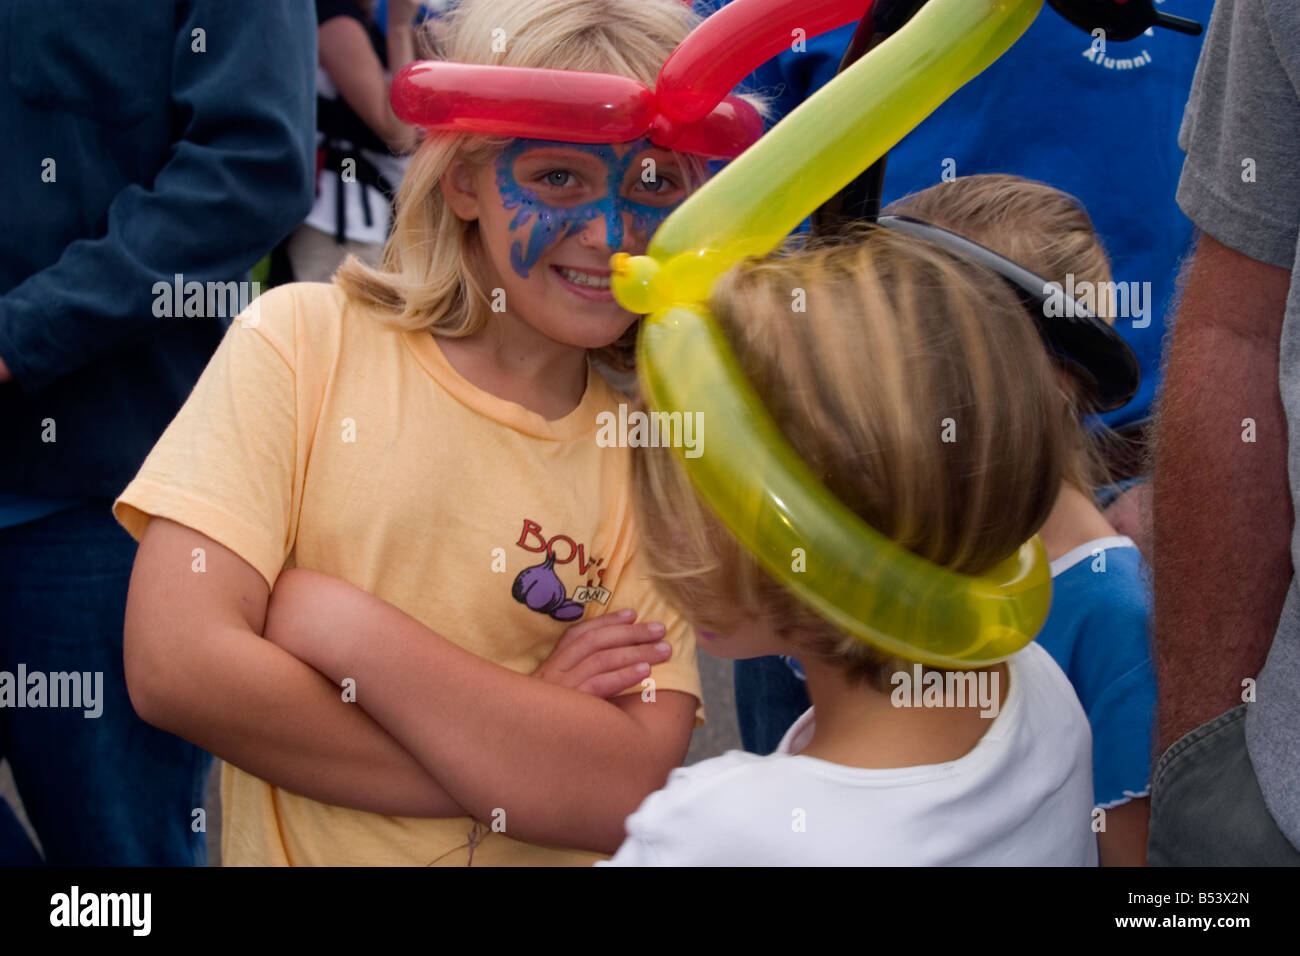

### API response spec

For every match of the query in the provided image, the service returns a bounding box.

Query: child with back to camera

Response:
[603,227,1098,866]
[889,175,1155,866]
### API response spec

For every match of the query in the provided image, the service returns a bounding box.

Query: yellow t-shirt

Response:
[113,282,703,866]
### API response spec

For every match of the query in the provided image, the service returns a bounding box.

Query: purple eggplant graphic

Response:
[512,553,584,621]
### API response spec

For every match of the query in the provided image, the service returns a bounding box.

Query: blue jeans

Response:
[0,500,211,864]
[734,656,812,756]
[1148,705,1300,865]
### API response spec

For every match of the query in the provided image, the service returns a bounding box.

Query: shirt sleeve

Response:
[1072,565,1156,808]
[1088,660,1156,808]
[1177,0,1300,268]
[608,545,706,727]
[113,286,304,590]
[0,0,316,393]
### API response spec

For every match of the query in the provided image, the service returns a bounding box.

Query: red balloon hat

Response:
[389,0,876,158]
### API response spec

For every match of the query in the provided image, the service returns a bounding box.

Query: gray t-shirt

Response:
[1177,0,1300,848]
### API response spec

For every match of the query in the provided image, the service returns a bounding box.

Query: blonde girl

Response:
[115,0,716,866]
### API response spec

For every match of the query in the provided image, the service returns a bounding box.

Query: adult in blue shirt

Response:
[715,0,1211,756]
[0,1,316,864]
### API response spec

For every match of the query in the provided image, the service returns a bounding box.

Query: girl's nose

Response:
[576,203,631,255]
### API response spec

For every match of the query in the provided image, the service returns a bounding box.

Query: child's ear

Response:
[440,159,481,221]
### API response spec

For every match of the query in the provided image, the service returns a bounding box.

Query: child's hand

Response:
[532,609,672,698]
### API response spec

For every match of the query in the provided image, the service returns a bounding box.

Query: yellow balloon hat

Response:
[612,0,1051,668]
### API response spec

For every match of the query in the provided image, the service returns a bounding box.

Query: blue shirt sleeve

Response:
[0,0,317,392]
[1036,547,1155,808]
[1087,657,1156,807]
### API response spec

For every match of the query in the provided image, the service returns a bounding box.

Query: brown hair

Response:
[632,226,1070,689]
[886,173,1115,491]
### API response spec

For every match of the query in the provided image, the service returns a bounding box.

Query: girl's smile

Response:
[551,264,615,301]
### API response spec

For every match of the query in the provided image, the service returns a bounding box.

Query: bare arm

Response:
[385,1,420,92]
[270,568,697,855]
[123,517,467,817]
[124,517,676,828]
[1150,233,1294,753]
[1098,798,1150,867]
[318,13,418,155]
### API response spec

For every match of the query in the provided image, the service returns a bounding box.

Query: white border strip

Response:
[1096,786,1151,811]
[1050,535,1136,577]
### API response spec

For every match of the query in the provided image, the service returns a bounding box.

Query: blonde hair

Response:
[336,0,705,370]
[632,227,1071,689]
[886,174,1116,491]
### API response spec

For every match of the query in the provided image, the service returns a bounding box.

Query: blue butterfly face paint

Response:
[494,139,684,279]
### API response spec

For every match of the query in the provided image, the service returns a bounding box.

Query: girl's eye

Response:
[541,169,577,188]
[633,172,682,197]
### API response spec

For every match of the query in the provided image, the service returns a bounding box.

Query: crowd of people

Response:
[1,0,1296,867]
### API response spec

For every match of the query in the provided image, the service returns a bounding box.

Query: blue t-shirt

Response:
[708,0,1212,427]
[1036,536,1155,808]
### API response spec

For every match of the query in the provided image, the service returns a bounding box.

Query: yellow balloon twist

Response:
[613,0,1051,668]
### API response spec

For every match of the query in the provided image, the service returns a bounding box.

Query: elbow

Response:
[288,189,315,232]
[265,136,318,237]
[380,111,419,156]
[122,626,168,730]
[122,613,191,734]
[382,131,418,158]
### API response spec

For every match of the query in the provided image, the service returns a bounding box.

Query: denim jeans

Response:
[1148,704,1300,866]
[0,500,211,864]
[733,656,812,756]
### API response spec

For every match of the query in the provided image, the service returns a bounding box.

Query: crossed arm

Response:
[124,517,695,854]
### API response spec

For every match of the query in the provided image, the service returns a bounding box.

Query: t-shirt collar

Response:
[404,329,617,441]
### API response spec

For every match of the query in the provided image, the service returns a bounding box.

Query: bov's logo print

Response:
[513,553,585,621]
[510,519,610,621]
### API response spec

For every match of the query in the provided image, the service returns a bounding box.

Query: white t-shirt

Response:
[602,642,1098,866]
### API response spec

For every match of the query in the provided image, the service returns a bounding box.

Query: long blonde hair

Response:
[336,0,705,369]
[633,227,1070,687]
